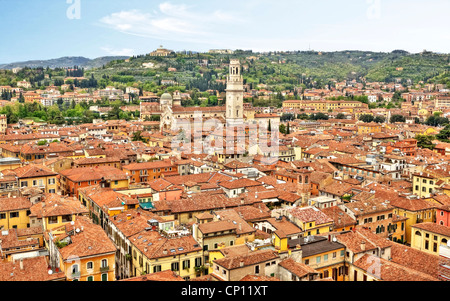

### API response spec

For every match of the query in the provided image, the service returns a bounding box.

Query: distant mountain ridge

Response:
[0,56,130,70]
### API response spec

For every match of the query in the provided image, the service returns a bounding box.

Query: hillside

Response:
[87,50,449,91]
[0,50,448,96]
[0,56,130,70]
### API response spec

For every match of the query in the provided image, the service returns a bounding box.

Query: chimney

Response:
[19,259,24,270]
[360,241,366,252]
[240,261,244,267]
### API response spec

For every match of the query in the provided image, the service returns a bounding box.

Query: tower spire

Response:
[226,59,244,127]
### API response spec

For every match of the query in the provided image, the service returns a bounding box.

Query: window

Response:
[62,215,72,223]
[72,264,79,274]
[324,254,328,261]
[10,212,19,218]
[304,259,309,265]
[48,216,58,224]
[195,257,202,267]
[316,256,321,264]
[153,265,161,273]
[101,273,108,281]
[101,259,108,268]
[332,252,336,259]
[87,276,93,281]
[255,265,260,274]
[0,213,5,220]
[87,262,93,270]
[183,260,190,270]
[171,262,179,271]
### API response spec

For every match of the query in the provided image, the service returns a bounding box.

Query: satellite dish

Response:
[75,228,80,233]
[48,270,53,275]
[332,237,337,242]
[70,221,75,225]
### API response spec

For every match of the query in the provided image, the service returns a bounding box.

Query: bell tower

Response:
[226,59,244,127]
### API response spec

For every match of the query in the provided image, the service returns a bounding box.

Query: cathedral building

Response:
[150,59,249,132]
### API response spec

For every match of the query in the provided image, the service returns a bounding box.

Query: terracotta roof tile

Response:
[0,256,66,281]
[353,253,438,281]
[214,249,279,270]
[278,258,320,277]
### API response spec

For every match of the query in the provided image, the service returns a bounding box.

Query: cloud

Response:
[98,2,244,45]
[101,47,135,57]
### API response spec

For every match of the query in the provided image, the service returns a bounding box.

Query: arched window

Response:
[86,261,93,270]
[72,264,79,274]
[101,259,108,268]
[443,238,448,245]
[415,231,422,236]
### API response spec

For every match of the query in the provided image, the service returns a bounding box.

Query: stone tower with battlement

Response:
[226,59,244,127]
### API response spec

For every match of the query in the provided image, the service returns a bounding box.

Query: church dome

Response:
[160,93,173,101]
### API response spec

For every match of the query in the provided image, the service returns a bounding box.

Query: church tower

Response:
[226,59,244,127]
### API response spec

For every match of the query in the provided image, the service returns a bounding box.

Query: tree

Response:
[425,115,449,127]
[286,122,290,134]
[336,113,346,119]
[436,124,450,142]
[18,92,24,103]
[132,131,145,142]
[373,116,386,123]
[279,124,286,134]
[359,114,374,123]
[297,113,309,120]
[280,113,295,122]
[309,113,329,120]
[108,104,121,120]
[415,134,435,150]
[390,114,406,123]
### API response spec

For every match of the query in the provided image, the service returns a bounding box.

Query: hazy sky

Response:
[0,0,449,63]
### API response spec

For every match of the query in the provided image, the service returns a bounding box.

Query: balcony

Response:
[100,266,109,272]
[71,271,81,278]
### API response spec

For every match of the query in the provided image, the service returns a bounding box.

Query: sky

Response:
[0,0,449,64]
